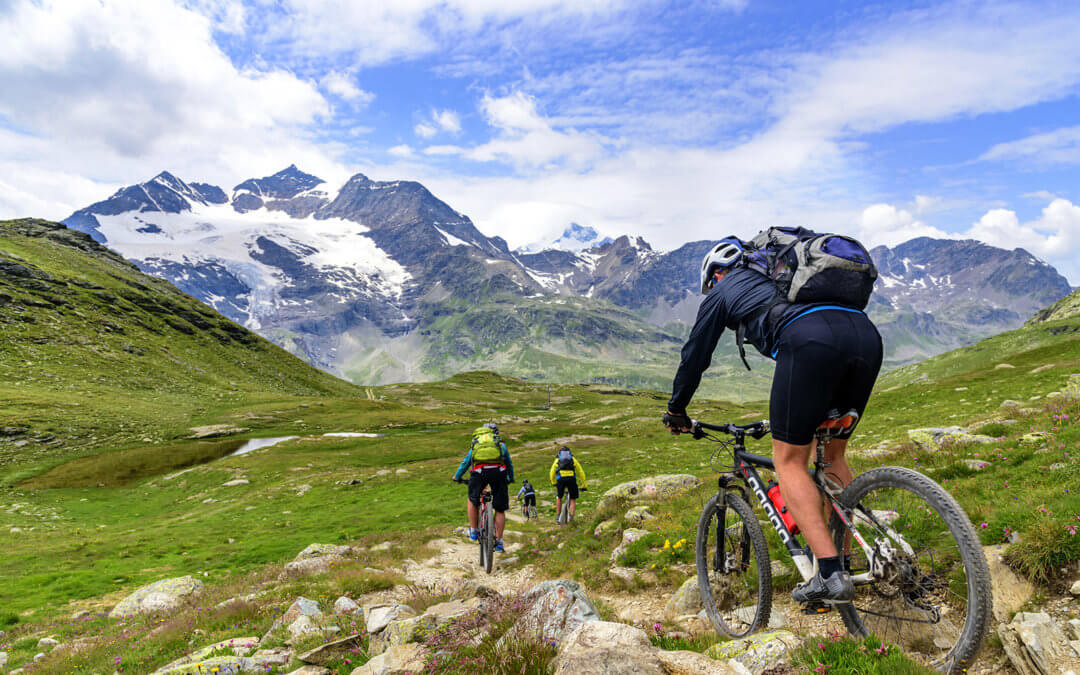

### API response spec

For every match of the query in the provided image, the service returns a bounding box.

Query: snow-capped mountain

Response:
[63,166,1074,387]
[517,223,612,253]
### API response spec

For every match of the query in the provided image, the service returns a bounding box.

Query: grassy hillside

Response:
[0,218,366,484]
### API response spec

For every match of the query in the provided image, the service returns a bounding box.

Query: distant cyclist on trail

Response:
[549,445,587,522]
[517,479,536,513]
[663,231,882,606]
[453,423,514,552]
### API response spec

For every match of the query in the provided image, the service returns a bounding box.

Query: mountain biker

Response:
[516,479,536,515]
[549,446,587,522]
[452,423,514,552]
[662,236,882,605]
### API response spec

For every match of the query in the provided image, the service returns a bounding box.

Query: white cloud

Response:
[957,199,1080,279]
[433,109,462,134]
[980,125,1080,165]
[0,0,339,219]
[321,71,375,104]
[856,204,951,248]
[423,145,466,156]
[414,122,438,139]
[387,144,414,158]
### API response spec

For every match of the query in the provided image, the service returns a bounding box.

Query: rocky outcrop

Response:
[263,597,322,641]
[298,634,365,666]
[665,577,704,617]
[365,603,417,634]
[984,544,1035,622]
[152,637,259,673]
[552,621,665,674]
[611,527,650,563]
[997,612,1080,675]
[109,576,203,618]
[598,475,701,511]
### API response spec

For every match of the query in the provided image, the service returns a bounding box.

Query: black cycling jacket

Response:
[668,267,816,414]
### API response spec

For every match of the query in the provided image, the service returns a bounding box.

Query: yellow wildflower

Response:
[663,539,671,549]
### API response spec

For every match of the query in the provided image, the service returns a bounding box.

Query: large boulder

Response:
[704,630,801,675]
[295,543,352,560]
[350,643,428,675]
[907,428,995,451]
[997,612,1080,675]
[594,519,620,537]
[110,576,204,618]
[552,621,664,674]
[984,545,1035,622]
[625,506,656,524]
[334,597,361,615]
[598,475,701,511]
[516,580,601,644]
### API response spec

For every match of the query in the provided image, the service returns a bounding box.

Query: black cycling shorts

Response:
[468,467,509,512]
[523,493,536,507]
[556,477,579,500]
[770,309,882,446]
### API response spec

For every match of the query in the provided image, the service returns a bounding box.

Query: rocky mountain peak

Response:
[233,165,325,201]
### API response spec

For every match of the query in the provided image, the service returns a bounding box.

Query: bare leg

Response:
[773,439,838,559]
[495,511,506,539]
[555,496,562,517]
[822,438,853,555]
[568,499,576,518]
[467,500,478,530]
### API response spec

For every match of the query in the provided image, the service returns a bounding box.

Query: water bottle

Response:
[766,480,800,534]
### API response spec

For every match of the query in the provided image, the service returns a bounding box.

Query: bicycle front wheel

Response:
[696,491,772,638]
[832,467,991,673]
[483,504,495,574]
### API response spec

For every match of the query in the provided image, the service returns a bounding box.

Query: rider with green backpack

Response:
[549,446,587,522]
[453,423,514,552]
[663,228,883,606]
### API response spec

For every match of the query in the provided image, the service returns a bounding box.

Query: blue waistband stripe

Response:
[771,305,863,358]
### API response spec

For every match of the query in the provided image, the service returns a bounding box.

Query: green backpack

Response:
[471,427,501,463]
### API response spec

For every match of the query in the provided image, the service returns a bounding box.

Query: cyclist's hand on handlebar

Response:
[663,410,692,435]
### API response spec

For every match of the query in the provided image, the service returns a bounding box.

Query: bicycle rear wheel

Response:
[696,491,772,638]
[478,505,488,570]
[831,467,991,673]
[559,499,569,526]
[483,502,495,574]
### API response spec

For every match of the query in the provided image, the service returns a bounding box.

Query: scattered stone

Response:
[222,478,250,487]
[0,652,6,668]
[287,615,322,641]
[1019,431,1049,445]
[769,560,791,577]
[625,505,656,524]
[375,470,392,477]
[598,474,701,510]
[704,630,801,674]
[1070,580,1080,596]
[36,637,59,650]
[907,427,994,451]
[666,577,703,617]
[187,424,249,439]
[593,519,620,537]
[1000,400,1023,408]
[334,596,361,615]
[350,643,429,675]
[395,469,408,475]
[995,363,1016,370]
[33,653,45,662]
[298,634,364,666]
[295,484,313,496]
[553,621,664,674]
[733,605,789,629]
[963,459,989,470]
[997,611,1080,675]
[110,575,204,618]
[156,656,257,674]
[365,603,417,634]
[284,557,338,578]
[1049,462,1066,470]
[289,667,331,675]
[370,541,392,552]
[251,647,293,668]
[263,597,322,640]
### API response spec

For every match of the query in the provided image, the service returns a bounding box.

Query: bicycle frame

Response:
[708,423,910,587]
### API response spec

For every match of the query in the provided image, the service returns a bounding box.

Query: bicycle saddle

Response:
[816,409,859,437]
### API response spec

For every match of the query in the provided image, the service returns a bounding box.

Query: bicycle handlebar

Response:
[691,419,770,440]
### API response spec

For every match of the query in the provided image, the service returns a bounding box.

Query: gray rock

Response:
[593,519,620,537]
[625,505,655,524]
[110,575,204,618]
[984,545,1035,623]
[349,643,428,674]
[299,634,364,666]
[37,637,59,650]
[517,580,601,644]
[289,667,331,675]
[263,597,322,640]
[334,596,361,615]
[552,621,663,674]
[997,611,1080,675]
[296,543,352,560]
[608,566,638,588]
[0,652,6,668]
[611,527,650,563]
[598,474,701,511]
[251,647,294,668]
[1070,579,1080,596]
[705,630,801,674]
[152,637,260,672]
[665,577,703,617]
[365,603,417,634]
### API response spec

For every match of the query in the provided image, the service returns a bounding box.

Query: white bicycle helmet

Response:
[700,238,743,294]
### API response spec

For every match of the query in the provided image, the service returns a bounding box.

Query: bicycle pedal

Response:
[801,602,832,615]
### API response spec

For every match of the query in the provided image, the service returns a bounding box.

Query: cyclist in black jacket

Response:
[663,237,883,604]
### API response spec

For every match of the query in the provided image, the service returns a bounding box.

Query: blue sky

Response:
[2,0,1080,279]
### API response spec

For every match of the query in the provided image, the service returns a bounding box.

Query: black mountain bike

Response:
[690,412,991,673]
